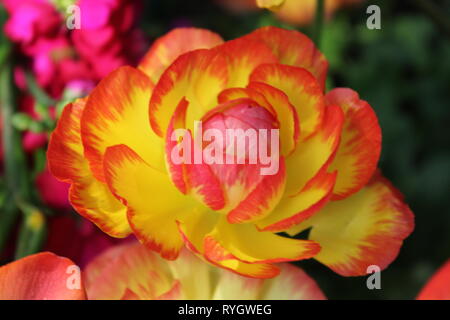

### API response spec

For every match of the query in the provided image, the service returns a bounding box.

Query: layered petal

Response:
[0,253,86,300]
[226,158,286,224]
[247,82,300,156]
[326,88,381,200]
[287,172,414,276]
[138,28,224,83]
[47,99,130,237]
[284,104,344,196]
[149,49,228,137]
[256,168,337,232]
[261,264,326,300]
[84,242,179,300]
[81,66,163,182]
[244,26,328,89]
[103,144,198,260]
[250,63,325,139]
[202,218,320,278]
[214,37,278,88]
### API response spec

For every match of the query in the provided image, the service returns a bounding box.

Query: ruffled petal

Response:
[250,63,325,140]
[287,172,414,276]
[103,144,197,260]
[326,88,381,200]
[149,49,228,137]
[244,26,328,89]
[284,104,344,196]
[84,242,179,300]
[81,66,163,182]
[47,99,130,237]
[261,264,326,300]
[138,28,224,83]
[214,37,278,88]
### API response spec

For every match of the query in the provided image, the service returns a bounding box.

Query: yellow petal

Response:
[287,172,414,276]
[103,144,198,260]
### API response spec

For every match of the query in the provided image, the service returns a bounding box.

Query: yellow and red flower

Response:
[219,0,364,26]
[0,242,325,300]
[48,26,414,278]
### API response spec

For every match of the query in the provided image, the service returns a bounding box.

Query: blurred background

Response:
[0,0,449,299]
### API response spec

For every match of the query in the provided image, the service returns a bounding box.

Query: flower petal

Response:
[261,264,326,300]
[212,270,265,299]
[250,63,325,140]
[209,219,320,264]
[48,99,130,237]
[326,88,382,200]
[247,82,300,156]
[81,66,163,182]
[103,144,197,260]
[284,104,344,196]
[84,242,178,300]
[138,28,224,83]
[227,157,286,224]
[256,168,337,232]
[214,37,278,88]
[0,252,86,300]
[287,172,414,276]
[203,233,281,279]
[149,49,228,137]
[244,26,328,89]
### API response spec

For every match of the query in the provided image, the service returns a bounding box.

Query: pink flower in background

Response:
[3,0,62,46]
[72,0,146,78]
[45,216,128,268]
[35,168,71,210]
[3,0,146,96]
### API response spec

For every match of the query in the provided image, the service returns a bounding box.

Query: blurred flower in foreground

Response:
[0,242,325,300]
[48,26,414,278]
[218,0,363,26]
[417,260,450,300]
[0,251,86,300]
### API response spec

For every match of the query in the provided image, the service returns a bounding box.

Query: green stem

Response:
[0,42,45,258]
[14,200,46,259]
[313,0,325,48]
[0,44,26,253]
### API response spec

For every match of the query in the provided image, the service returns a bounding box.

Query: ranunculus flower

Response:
[417,260,450,300]
[0,242,325,300]
[48,27,414,278]
[220,0,363,26]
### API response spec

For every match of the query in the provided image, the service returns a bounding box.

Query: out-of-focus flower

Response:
[219,0,364,26]
[48,27,414,279]
[417,260,450,300]
[36,168,71,209]
[71,0,145,78]
[3,0,63,46]
[2,0,146,97]
[0,252,86,300]
[45,216,125,267]
[0,242,325,300]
